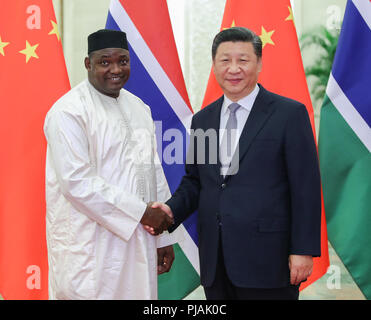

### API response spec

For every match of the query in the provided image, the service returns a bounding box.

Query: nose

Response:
[110,62,121,74]
[228,60,241,73]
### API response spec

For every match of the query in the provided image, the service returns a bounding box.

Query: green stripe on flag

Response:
[319,96,371,299]
[158,243,200,300]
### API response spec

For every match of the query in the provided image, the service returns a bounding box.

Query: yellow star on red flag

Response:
[48,20,61,41]
[285,6,294,21]
[223,20,236,30]
[0,36,10,56]
[19,40,39,63]
[259,26,275,48]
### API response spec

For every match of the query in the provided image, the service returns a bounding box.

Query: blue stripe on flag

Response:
[331,0,371,126]
[106,11,199,245]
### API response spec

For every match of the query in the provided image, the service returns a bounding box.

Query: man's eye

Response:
[101,60,109,65]
[120,59,128,65]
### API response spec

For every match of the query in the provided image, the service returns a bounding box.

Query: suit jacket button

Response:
[221,183,226,189]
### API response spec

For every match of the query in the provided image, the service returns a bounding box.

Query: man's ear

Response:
[84,57,91,71]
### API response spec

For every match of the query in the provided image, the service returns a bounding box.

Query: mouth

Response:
[106,75,125,83]
[227,78,242,85]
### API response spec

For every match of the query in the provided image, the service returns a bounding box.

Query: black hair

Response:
[211,27,262,60]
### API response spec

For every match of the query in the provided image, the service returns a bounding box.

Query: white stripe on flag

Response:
[175,225,200,274]
[326,73,371,152]
[109,0,193,132]
[352,0,371,30]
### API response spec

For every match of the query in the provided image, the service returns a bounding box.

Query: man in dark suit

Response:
[150,27,321,300]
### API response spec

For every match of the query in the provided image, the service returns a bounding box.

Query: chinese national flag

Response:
[0,1,70,299]
[202,0,329,290]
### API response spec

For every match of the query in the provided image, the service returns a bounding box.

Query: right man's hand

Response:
[289,254,313,286]
[140,202,173,235]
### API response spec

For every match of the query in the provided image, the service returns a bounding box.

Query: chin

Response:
[109,83,124,91]
[226,89,244,97]
[103,88,121,98]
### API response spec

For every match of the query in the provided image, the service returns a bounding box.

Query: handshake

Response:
[140,202,174,235]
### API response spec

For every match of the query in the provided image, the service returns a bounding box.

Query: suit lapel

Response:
[210,97,224,180]
[226,85,276,178]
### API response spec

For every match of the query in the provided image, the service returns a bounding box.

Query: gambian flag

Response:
[202,0,330,290]
[106,0,200,299]
[0,1,70,299]
[319,0,371,300]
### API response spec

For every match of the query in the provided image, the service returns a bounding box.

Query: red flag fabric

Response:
[0,1,70,299]
[202,0,329,290]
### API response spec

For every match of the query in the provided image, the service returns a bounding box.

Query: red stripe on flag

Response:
[119,0,192,112]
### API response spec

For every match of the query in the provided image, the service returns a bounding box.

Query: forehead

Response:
[91,47,129,58]
[216,41,256,56]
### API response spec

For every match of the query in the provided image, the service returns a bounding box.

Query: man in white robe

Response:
[44,29,175,299]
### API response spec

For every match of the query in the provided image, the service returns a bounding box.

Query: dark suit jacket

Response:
[167,84,321,288]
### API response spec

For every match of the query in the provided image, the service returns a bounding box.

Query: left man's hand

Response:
[140,202,173,235]
[144,202,174,235]
[157,245,175,274]
[288,254,313,286]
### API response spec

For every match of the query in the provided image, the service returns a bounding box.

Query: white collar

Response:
[222,84,260,115]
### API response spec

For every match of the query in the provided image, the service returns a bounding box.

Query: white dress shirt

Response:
[219,84,260,154]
